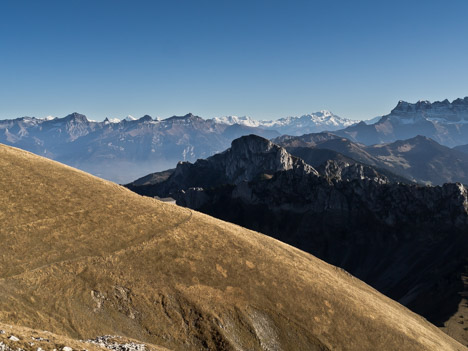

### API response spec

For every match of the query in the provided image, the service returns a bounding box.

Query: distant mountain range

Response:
[126,135,468,345]
[0,112,278,183]
[213,110,358,135]
[0,110,359,183]
[2,97,468,183]
[335,97,468,147]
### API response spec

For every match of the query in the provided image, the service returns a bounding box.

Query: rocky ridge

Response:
[128,135,318,197]
[127,135,468,345]
[334,97,468,146]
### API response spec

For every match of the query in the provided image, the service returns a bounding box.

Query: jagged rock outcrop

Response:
[221,135,318,182]
[127,135,468,344]
[317,159,390,184]
[334,97,468,147]
[127,134,318,197]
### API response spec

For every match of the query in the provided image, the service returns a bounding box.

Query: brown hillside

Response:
[0,144,466,351]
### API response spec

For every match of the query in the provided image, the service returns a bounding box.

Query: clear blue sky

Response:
[1,0,467,121]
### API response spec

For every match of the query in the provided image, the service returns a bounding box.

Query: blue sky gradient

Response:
[1,0,467,121]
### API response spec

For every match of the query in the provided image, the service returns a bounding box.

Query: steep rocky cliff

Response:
[128,135,468,344]
[127,135,318,197]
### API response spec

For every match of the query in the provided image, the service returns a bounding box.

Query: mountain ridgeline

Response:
[335,97,468,147]
[0,112,279,183]
[3,97,468,184]
[273,132,468,185]
[127,135,468,346]
[3,144,467,350]
[0,110,356,184]
[213,110,357,135]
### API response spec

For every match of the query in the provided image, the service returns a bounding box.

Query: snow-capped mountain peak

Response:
[261,111,357,135]
[104,117,121,124]
[211,115,260,128]
[211,110,357,135]
[335,97,468,147]
[124,115,137,121]
[390,97,468,124]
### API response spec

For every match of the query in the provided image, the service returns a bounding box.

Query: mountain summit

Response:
[134,134,318,197]
[335,97,468,146]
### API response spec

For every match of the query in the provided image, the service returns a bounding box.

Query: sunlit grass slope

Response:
[0,144,466,351]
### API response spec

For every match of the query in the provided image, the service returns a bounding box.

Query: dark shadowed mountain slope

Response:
[275,133,468,185]
[365,136,468,185]
[3,144,466,350]
[333,97,468,147]
[273,131,342,147]
[454,143,468,155]
[127,136,468,345]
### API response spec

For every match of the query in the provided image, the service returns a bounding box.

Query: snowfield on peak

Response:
[105,118,122,123]
[124,115,137,121]
[212,110,358,135]
[212,115,260,128]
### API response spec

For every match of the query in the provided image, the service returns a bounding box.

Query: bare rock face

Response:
[222,135,317,183]
[127,134,318,198]
[317,159,390,184]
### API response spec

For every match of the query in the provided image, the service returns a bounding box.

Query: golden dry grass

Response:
[0,144,466,351]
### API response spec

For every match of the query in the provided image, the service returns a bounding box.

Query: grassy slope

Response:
[0,144,466,351]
